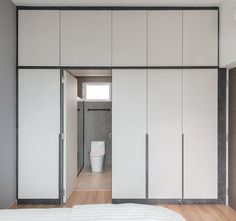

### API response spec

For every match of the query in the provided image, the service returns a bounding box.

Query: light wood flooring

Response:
[10,166,236,221]
[76,166,111,191]
[11,193,236,221]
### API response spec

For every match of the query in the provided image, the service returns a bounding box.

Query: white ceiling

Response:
[68,69,112,77]
[12,0,222,6]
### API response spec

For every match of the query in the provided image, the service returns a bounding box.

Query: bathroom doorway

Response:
[67,69,112,195]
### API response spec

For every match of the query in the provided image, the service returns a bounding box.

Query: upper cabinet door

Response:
[18,10,60,66]
[112,11,147,66]
[148,11,183,66]
[183,10,218,66]
[61,11,111,66]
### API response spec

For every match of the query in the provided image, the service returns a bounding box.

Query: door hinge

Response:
[61,75,65,84]
[59,133,65,141]
[61,133,65,140]
[62,189,65,197]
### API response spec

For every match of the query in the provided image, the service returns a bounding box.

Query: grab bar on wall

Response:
[87,109,111,112]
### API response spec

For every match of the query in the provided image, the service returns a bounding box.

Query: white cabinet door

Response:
[18,10,60,66]
[63,71,77,203]
[18,69,60,199]
[183,10,218,66]
[183,69,218,199]
[112,11,147,66]
[148,11,183,66]
[61,11,111,66]
[112,70,146,199]
[148,70,183,199]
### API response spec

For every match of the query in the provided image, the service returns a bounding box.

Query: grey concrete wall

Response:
[0,0,16,209]
[84,102,112,167]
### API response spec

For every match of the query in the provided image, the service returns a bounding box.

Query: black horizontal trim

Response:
[17,66,219,70]
[17,66,61,69]
[17,199,61,205]
[17,6,219,11]
[87,108,111,111]
[112,198,219,204]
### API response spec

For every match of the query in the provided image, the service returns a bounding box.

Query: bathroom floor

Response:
[76,166,112,191]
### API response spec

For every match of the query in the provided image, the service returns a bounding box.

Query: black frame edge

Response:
[17,199,61,205]
[112,199,219,204]
[17,66,219,70]
[16,6,219,11]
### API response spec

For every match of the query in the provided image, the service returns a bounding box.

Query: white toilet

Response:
[90,141,105,173]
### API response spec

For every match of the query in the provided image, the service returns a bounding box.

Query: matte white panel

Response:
[148,70,183,199]
[63,71,78,203]
[18,69,60,199]
[183,10,218,66]
[112,11,147,66]
[183,69,218,199]
[148,11,183,66]
[61,11,111,66]
[112,69,146,199]
[18,10,60,66]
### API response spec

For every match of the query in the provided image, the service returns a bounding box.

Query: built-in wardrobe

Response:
[17,7,224,204]
[112,69,218,201]
[112,10,220,202]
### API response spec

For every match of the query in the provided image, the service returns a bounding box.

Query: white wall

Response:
[220,0,236,68]
[0,0,16,209]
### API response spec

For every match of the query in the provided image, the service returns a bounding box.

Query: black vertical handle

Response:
[146,133,149,199]
[182,133,184,200]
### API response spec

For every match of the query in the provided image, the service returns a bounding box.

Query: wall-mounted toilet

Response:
[90,141,105,173]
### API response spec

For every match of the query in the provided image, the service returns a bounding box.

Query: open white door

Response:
[63,70,78,203]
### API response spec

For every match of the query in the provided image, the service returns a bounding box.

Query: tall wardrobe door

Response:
[112,11,147,66]
[183,10,218,66]
[148,70,183,199]
[183,69,218,199]
[112,70,146,199]
[18,69,61,199]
